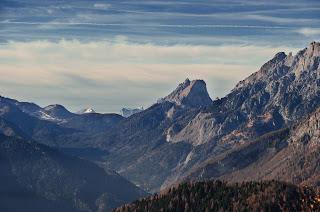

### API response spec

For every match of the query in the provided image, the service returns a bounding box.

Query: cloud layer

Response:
[0,39,299,113]
[0,0,318,113]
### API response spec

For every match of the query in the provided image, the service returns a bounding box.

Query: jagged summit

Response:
[273,52,287,61]
[296,41,320,59]
[161,79,212,108]
[234,41,320,91]
[308,41,320,56]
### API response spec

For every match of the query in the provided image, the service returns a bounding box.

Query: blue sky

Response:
[0,0,320,113]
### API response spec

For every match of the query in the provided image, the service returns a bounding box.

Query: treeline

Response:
[115,180,320,212]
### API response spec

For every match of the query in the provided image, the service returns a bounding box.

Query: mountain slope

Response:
[0,134,147,211]
[93,101,198,191]
[215,106,320,188]
[61,113,124,134]
[182,128,289,183]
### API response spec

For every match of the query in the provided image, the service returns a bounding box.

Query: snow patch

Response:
[33,110,64,123]
[39,111,59,121]
[183,151,194,165]
[166,106,175,119]
[166,133,171,142]
[77,107,96,114]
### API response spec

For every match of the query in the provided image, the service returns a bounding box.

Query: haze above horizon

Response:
[1,0,319,113]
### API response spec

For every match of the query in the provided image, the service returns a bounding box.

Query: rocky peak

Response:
[272,52,287,62]
[225,41,320,126]
[233,52,290,91]
[162,79,212,108]
[291,41,320,77]
[259,52,287,73]
[234,41,320,91]
[307,41,320,57]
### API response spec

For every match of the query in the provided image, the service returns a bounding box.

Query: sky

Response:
[0,0,320,113]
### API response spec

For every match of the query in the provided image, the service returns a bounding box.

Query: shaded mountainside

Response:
[93,101,200,192]
[61,113,124,134]
[115,181,320,212]
[0,134,147,212]
[79,42,320,192]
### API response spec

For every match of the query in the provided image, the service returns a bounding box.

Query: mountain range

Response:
[0,41,320,211]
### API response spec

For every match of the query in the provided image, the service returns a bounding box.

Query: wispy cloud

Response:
[246,14,318,24]
[296,28,320,36]
[1,21,293,29]
[93,3,111,10]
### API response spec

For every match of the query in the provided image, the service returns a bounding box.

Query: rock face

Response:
[161,79,213,108]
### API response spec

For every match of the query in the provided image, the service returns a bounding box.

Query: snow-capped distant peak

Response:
[77,108,96,114]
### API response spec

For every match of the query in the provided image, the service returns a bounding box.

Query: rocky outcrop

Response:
[120,107,143,118]
[161,79,213,108]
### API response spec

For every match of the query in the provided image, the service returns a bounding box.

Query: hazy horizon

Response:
[1,0,319,113]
